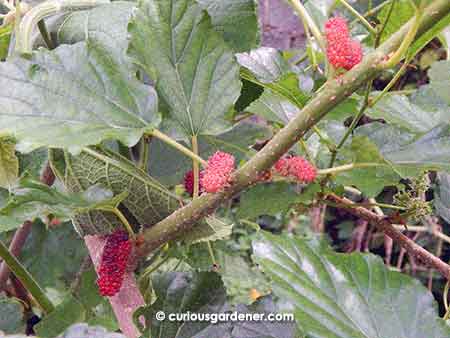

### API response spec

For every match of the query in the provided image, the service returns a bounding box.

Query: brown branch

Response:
[0,163,55,290]
[326,193,450,280]
[137,0,450,258]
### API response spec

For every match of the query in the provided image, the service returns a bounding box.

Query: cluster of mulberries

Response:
[201,151,235,193]
[97,230,132,297]
[274,156,317,183]
[325,16,363,70]
[183,170,205,196]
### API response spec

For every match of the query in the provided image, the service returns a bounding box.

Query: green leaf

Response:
[0,138,18,189]
[141,271,294,338]
[17,148,48,179]
[0,293,25,334]
[0,178,126,231]
[0,24,11,60]
[217,252,271,305]
[57,2,134,58]
[245,89,300,124]
[19,220,87,290]
[237,182,303,219]
[35,295,85,338]
[183,215,233,244]
[62,147,180,235]
[237,47,309,108]
[252,231,450,338]
[367,93,450,133]
[428,60,450,105]
[196,0,259,52]
[335,135,401,197]
[47,323,125,338]
[377,0,415,43]
[128,0,241,138]
[435,172,450,224]
[0,41,160,153]
[148,121,271,186]
[382,124,450,172]
[409,12,450,58]
[236,47,290,83]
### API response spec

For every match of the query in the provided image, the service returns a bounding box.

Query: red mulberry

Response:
[97,230,132,297]
[273,156,316,183]
[325,17,363,70]
[201,151,235,193]
[325,16,350,42]
[184,170,204,196]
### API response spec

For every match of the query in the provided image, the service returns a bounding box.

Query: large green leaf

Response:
[0,138,18,189]
[382,124,450,172]
[245,89,300,124]
[252,232,450,338]
[140,271,294,338]
[356,122,450,174]
[128,0,241,138]
[367,93,450,133]
[237,182,308,219]
[0,293,25,334]
[0,178,126,231]
[0,41,159,153]
[57,2,134,57]
[197,0,259,52]
[428,60,450,105]
[19,220,87,290]
[61,147,181,236]
[35,295,85,338]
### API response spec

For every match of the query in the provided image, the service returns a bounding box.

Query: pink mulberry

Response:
[201,151,235,193]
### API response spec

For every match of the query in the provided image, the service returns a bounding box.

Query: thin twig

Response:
[326,193,450,280]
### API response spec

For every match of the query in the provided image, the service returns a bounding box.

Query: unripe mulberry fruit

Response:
[184,170,204,196]
[201,151,235,193]
[97,230,132,297]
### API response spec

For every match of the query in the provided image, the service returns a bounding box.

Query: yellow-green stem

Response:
[288,0,327,54]
[149,130,207,167]
[192,135,200,199]
[0,238,54,314]
[338,0,377,34]
[370,59,411,107]
[382,5,423,68]
[111,208,136,240]
[318,162,388,175]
